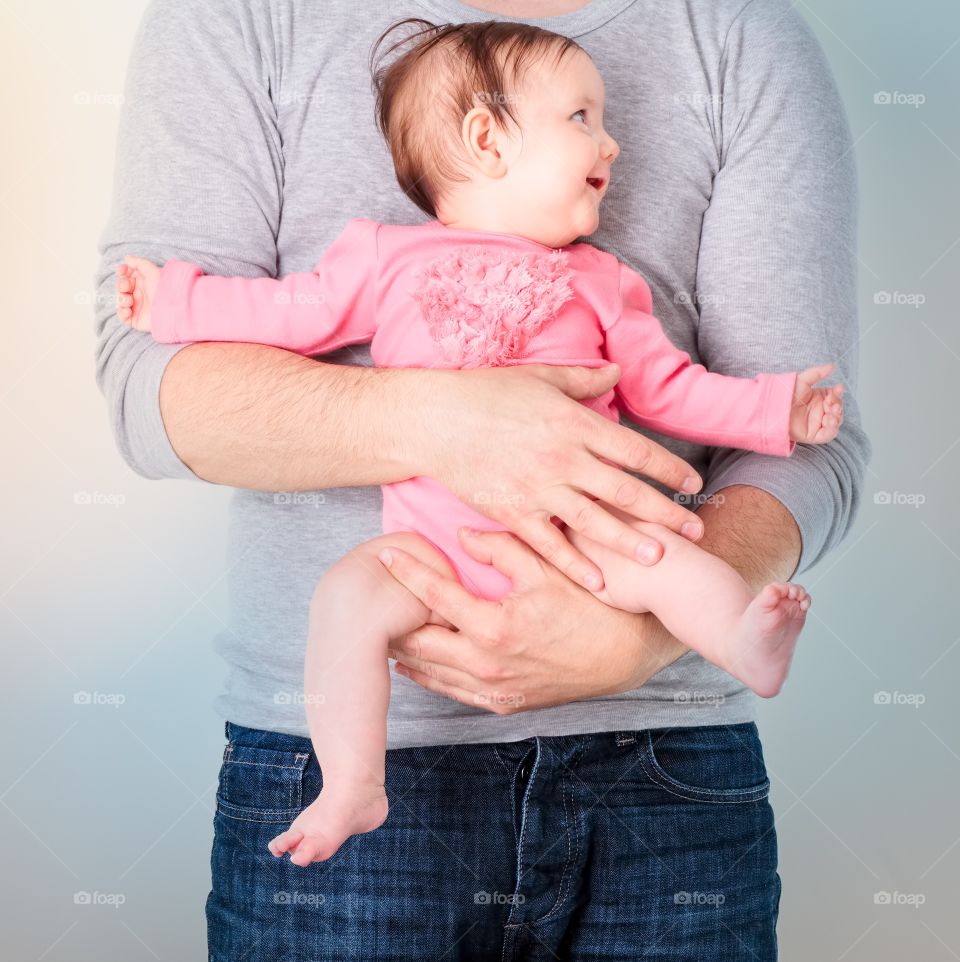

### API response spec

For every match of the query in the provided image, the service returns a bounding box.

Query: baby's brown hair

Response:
[369,18,584,218]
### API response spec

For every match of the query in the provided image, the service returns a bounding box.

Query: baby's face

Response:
[500,50,620,247]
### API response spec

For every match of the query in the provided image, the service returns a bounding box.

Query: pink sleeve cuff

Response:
[760,370,798,456]
[150,259,203,344]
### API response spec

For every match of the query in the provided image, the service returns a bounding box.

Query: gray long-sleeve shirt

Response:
[94,0,872,746]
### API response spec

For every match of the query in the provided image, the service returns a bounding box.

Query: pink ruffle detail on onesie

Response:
[410,245,575,367]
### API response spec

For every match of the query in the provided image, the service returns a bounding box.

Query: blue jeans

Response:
[207,720,780,960]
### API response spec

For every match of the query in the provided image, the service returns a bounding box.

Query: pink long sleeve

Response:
[149,217,380,354]
[605,263,797,456]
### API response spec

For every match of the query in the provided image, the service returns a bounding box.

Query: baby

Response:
[114,19,844,866]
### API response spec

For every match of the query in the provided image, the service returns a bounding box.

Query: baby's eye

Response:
[571,109,588,124]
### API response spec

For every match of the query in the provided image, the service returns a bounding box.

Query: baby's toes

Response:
[268,828,303,857]
[288,835,326,867]
[757,583,788,609]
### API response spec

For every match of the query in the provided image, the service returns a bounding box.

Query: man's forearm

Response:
[158,342,429,490]
[624,483,803,685]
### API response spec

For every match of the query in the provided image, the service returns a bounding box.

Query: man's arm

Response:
[94,0,289,482]
[691,0,872,576]
[94,3,431,489]
[159,347,430,489]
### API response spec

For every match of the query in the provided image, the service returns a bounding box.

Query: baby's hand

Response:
[789,363,845,445]
[115,256,161,332]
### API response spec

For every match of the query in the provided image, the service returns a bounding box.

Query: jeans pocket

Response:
[215,743,311,823]
[636,722,771,804]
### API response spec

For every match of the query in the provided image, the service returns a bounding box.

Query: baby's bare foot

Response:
[722,582,811,698]
[268,782,388,866]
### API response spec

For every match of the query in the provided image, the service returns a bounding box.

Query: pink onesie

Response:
[149,218,798,600]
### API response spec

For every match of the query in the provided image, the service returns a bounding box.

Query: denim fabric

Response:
[207,721,780,960]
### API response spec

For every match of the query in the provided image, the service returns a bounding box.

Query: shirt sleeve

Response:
[93,0,284,481]
[604,262,798,457]
[149,218,379,354]
[693,0,873,575]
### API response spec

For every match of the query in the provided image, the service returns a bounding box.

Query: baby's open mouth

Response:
[586,177,605,191]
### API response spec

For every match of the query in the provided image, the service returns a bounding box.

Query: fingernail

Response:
[459,527,478,538]
[378,549,393,567]
[636,544,658,563]
[682,476,701,493]
[585,573,602,590]
[681,521,702,540]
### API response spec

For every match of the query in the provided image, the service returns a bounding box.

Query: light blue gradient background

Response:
[1,1,957,958]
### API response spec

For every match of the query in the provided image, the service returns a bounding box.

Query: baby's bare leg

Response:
[566,506,810,697]
[268,532,456,867]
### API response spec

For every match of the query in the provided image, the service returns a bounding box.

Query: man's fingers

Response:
[456,528,548,591]
[587,419,701,497]
[389,634,481,686]
[377,546,489,631]
[572,460,703,543]
[510,514,605,590]
[392,664,481,709]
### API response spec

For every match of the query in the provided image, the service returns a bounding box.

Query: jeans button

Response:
[518,760,531,783]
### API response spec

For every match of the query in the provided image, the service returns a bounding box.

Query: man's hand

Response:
[379,525,687,712]
[415,363,706,592]
[790,363,845,445]
[115,256,161,333]
[381,484,801,712]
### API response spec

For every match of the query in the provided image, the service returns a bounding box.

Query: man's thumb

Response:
[544,362,620,400]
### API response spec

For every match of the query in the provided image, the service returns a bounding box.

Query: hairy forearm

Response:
[623,483,802,686]
[158,342,429,490]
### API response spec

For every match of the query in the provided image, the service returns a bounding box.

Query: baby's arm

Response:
[604,262,844,455]
[114,217,380,355]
